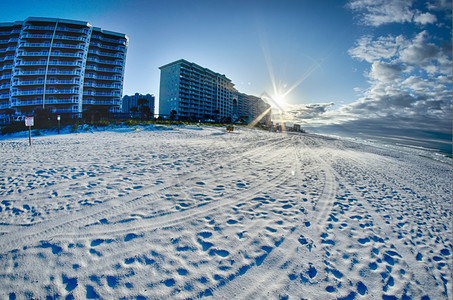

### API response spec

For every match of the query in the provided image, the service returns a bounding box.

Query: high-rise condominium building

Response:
[237,93,271,125]
[0,17,128,122]
[122,93,155,115]
[159,59,271,125]
[159,59,238,121]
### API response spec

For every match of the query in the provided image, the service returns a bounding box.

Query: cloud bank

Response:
[285,0,452,153]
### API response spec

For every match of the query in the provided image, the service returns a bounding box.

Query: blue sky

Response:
[1,0,452,151]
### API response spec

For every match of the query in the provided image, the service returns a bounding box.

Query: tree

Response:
[130,106,138,118]
[5,108,15,123]
[141,105,152,120]
[213,109,220,123]
[137,97,148,120]
[170,110,177,120]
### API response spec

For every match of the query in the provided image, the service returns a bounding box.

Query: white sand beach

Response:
[0,125,451,299]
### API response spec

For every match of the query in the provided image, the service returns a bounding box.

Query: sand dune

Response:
[0,125,451,299]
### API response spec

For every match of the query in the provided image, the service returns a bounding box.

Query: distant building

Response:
[0,17,128,122]
[122,93,155,116]
[159,59,237,121]
[237,93,271,126]
[159,59,270,124]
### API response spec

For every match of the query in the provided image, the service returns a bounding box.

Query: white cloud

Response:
[413,12,437,24]
[347,0,448,27]
[290,27,451,141]
[348,35,406,63]
[347,0,415,26]
[426,0,452,10]
[368,62,404,82]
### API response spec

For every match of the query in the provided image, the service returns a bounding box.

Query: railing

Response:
[85,65,121,73]
[0,47,17,53]
[89,42,126,51]
[83,82,120,88]
[86,57,123,65]
[84,74,121,81]
[21,33,87,42]
[11,98,79,106]
[0,38,18,44]
[91,34,127,45]
[12,89,79,96]
[0,64,12,71]
[83,99,120,105]
[16,61,82,67]
[53,108,80,113]
[18,51,83,58]
[88,50,124,58]
[52,43,86,50]
[83,91,120,97]
[24,25,90,35]
[14,70,80,76]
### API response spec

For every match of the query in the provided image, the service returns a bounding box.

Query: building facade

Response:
[122,92,155,116]
[159,59,270,124]
[0,17,128,122]
[159,59,238,121]
[237,93,271,125]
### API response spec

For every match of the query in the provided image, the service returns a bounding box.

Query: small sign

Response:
[25,116,34,127]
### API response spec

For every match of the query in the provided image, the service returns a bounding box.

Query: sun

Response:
[271,92,288,111]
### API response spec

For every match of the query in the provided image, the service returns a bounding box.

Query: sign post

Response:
[57,115,61,134]
[25,116,34,146]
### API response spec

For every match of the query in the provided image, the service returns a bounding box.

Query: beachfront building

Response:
[237,92,271,125]
[122,92,155,118]
[159,59,271,125]
[0,17,128,123]
[159,59,238,121]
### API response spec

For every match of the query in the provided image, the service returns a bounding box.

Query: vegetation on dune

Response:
[0,117,266,135]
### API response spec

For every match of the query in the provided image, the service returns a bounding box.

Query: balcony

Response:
[86,57,123,65]
[51,52,83,58]
[48,61,83,67]
[53,108,80,113]
[83,91,119,97]
[45,98,79,104]
[91,35,127,45]
[21,33,87,42]
[51,43,85,50]
[17,51,48,57]
[24,25,89,35]
[20,42,51,48]
[11,98,79,107]
[15,60,82,67]
[89,42,126,51]
[88,50,124,58]
[13,79,79,88]
[83,99,120,105]
[85,65,121,73]
[84,73,121,81]
[83,82,120,89]
[11,99,42,106]
[11,88,79,96]
[14,70,81,76]
[0,55,14,61]
[0,64,12,71]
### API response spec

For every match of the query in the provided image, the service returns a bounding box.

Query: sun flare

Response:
[272,92,287,110]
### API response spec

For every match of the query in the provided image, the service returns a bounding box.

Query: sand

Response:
[0,125,451,299]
